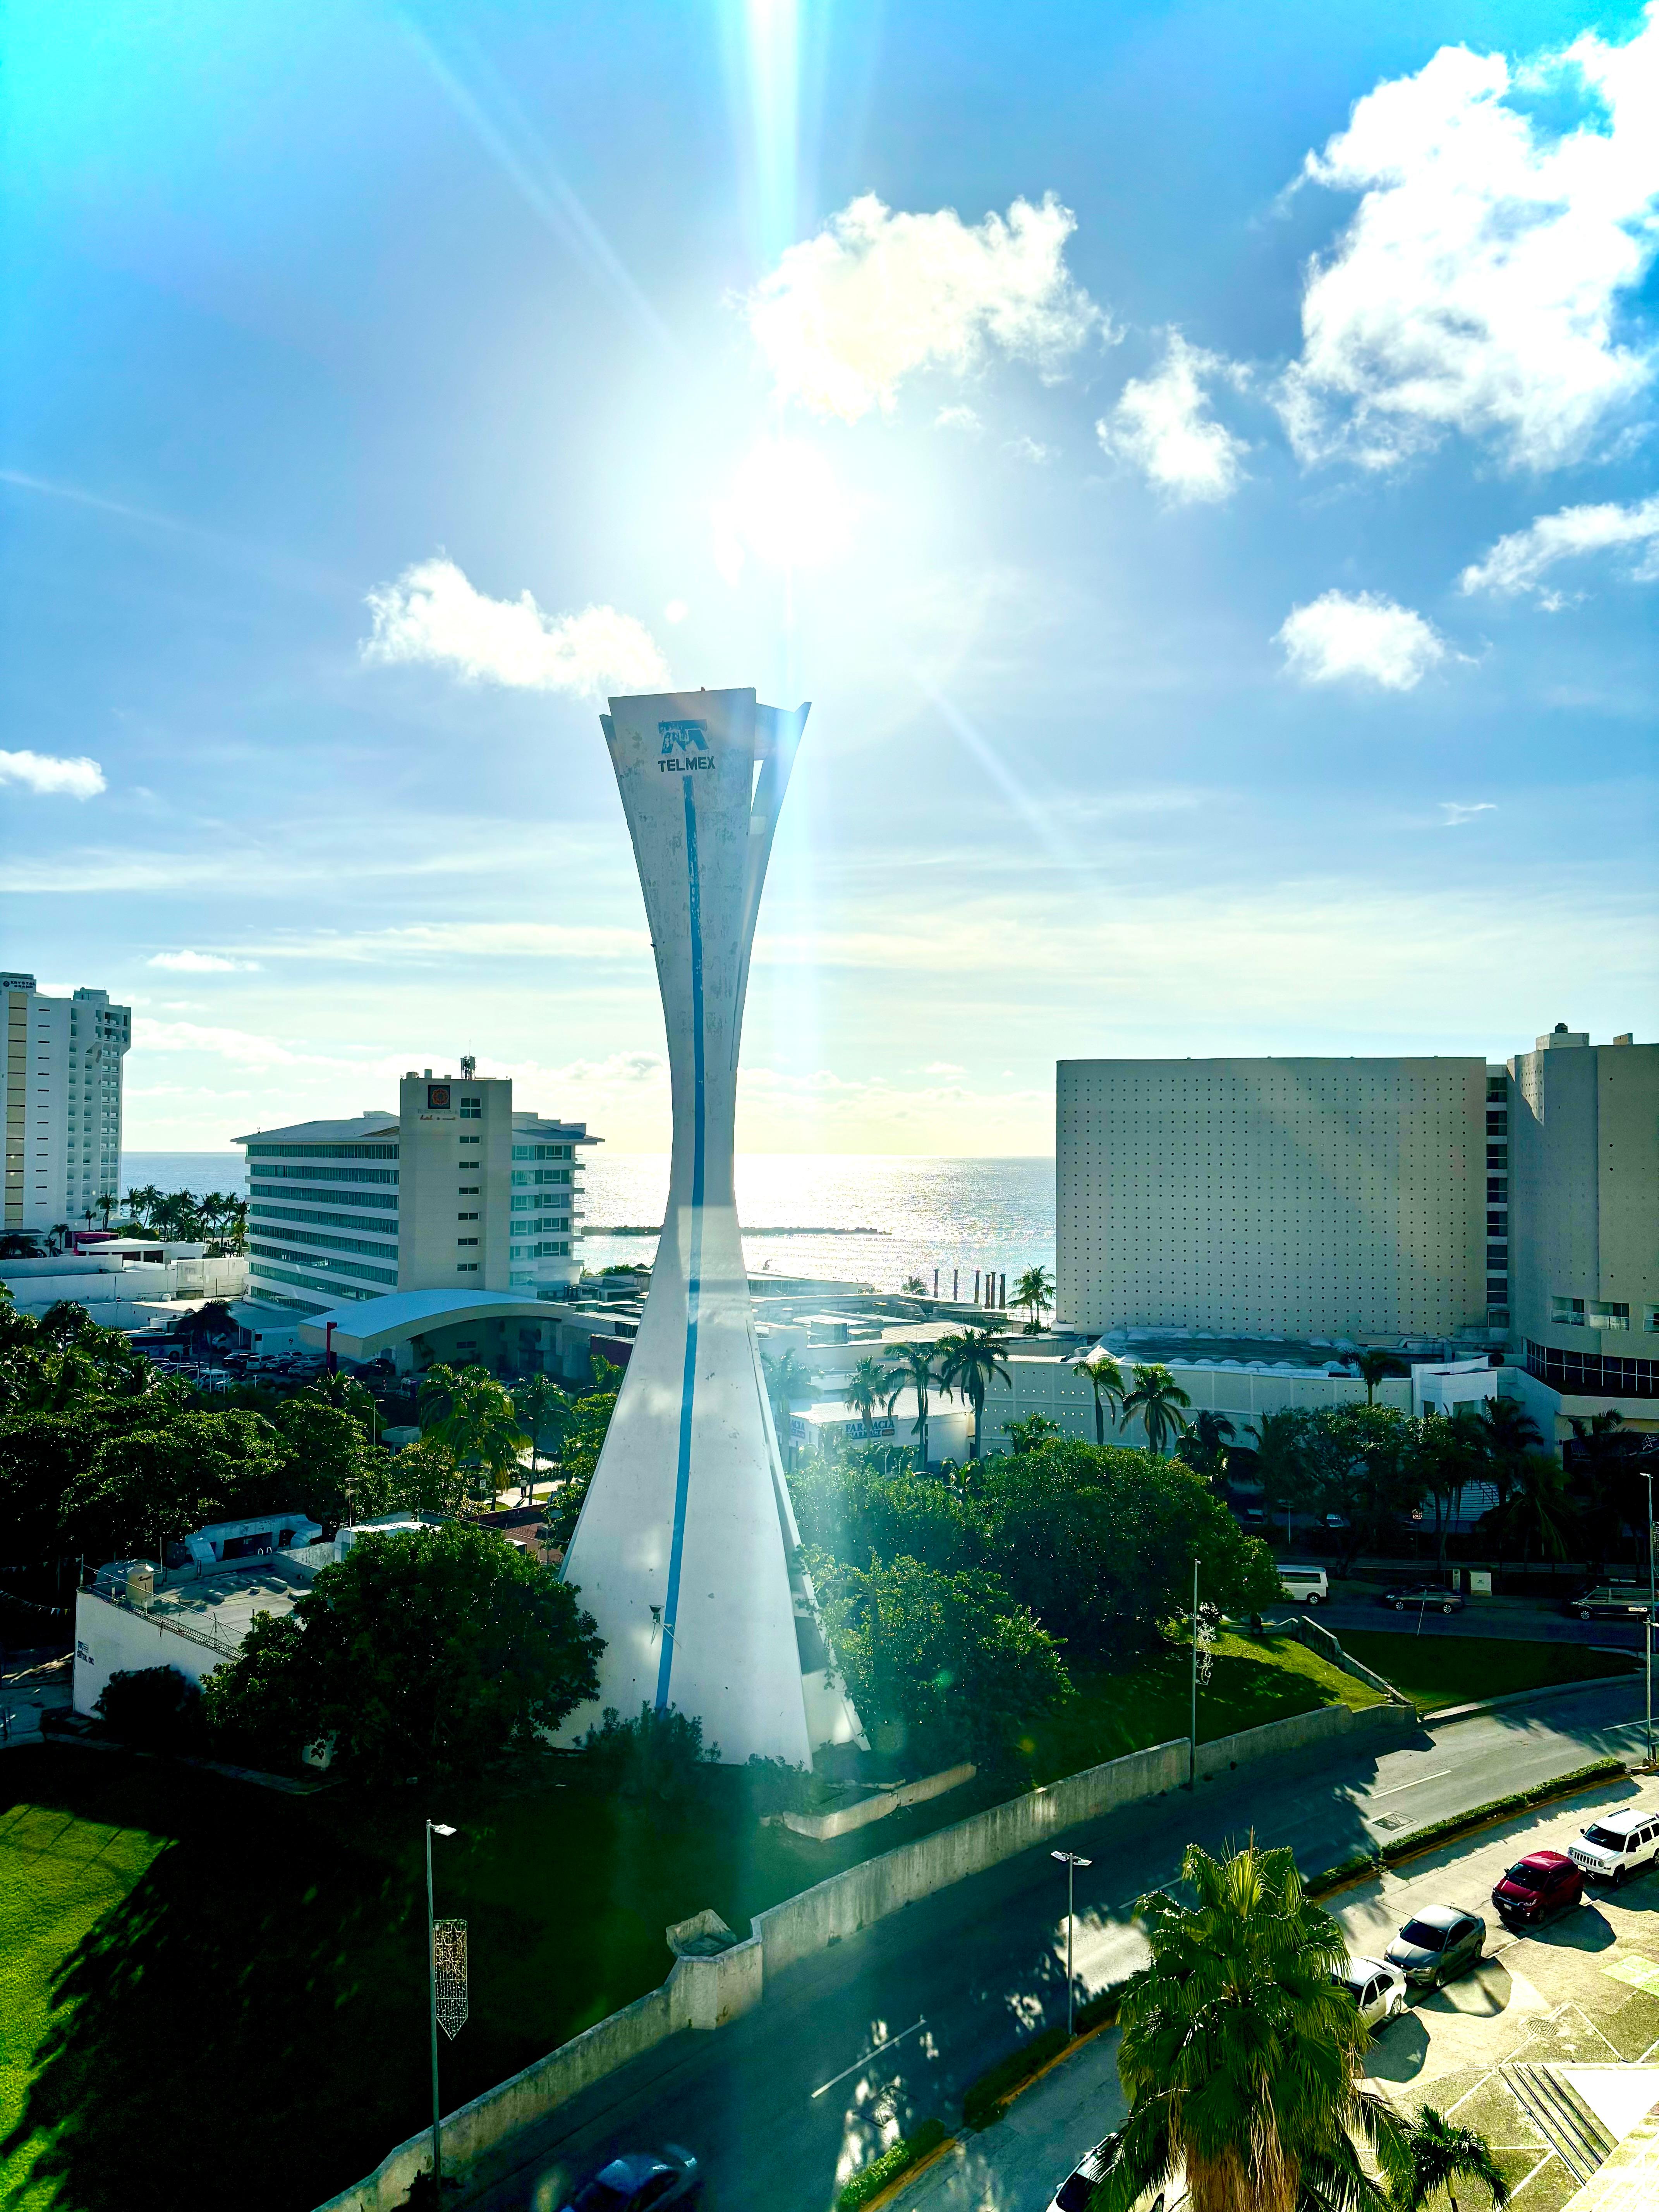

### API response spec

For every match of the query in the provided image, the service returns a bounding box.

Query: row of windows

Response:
[249,1240,398,1285]
[251,1162,398,1187]
[248,1259,380,1300]
[510,1240,572,1258]
[1527,1341,1658,1400]
[512,1143,574,1161]
[251,1203,400,1236]
[245,1142,397,1160]
[1552,1298,1659,1332]
[249,1221,397,1259]
[511,1167,572,1187]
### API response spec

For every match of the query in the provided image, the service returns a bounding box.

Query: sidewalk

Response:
[0,1658,74,1749]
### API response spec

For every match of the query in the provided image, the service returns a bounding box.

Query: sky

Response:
[2,0,1655,1156]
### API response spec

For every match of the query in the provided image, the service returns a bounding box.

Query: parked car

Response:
[1379,1585,1464,1614]
[1491,1850,1584,1927]
[1568,1585,1656,1622]
[559,2148,701,2212]
[1279,1565,1329,1606]
[1333,1955,1408,2030]
[1384,1905,1486,1990]
[1568,1808,1659,1887]
[1047,2142,1184,2212]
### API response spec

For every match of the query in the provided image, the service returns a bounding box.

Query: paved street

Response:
[1296,1587,1649,1651]
[465,1679,1651,2212]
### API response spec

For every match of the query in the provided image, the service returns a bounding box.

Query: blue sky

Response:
[3,0,1654,1154]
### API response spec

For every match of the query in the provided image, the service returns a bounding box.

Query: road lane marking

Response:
[1367,1769,1452,1800]
[811,2017,927,2100]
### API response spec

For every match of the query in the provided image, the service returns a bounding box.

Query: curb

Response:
[1427,1671,1642,1724]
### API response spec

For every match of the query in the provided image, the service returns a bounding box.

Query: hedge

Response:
[834,2119,949,2210]
[1309,1757,1627,1894]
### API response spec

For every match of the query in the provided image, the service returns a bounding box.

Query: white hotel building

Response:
[2,973,131,1235]
[236,1067,596,1316]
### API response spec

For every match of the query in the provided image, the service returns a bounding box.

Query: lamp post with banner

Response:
[425,1820,462,2195]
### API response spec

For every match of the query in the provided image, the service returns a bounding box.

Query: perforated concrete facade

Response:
[1058,1056,1487,1341]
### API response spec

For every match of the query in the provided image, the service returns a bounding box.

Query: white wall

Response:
[979,1353,1411,1452]
[73,1589,229,1716]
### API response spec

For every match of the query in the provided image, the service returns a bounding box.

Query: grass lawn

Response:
[0,1632,1370,2212]
[1336,1630,1640,1716]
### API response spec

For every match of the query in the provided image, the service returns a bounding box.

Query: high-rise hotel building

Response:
[236,1066,597,1315]
[2,974,131,1234]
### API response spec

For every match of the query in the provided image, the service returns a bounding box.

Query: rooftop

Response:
[236,1113,398,1146]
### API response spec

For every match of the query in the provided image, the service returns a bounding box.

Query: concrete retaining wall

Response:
[781,1761,977,1841]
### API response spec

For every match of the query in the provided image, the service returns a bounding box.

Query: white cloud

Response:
[1003,434,1056,464]
[362,556,669,694]
[935,405,984,436]
[1276,589,1449,689]
[134,1018,347,1070]
[1440,800,1497,826]
[147,950,260,973]
[924,1061,966,1075]
[1281,12,1659,470]
[744,192,1102,422]
[0,749,106,799]
[1459,495,1659,597]
[1101,331,1249,502]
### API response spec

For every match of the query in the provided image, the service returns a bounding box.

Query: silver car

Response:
[1334,1954,1408,2029]
[1384,1905,1485,1990]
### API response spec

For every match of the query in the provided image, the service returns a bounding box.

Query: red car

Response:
[1491,1849,1583,1928]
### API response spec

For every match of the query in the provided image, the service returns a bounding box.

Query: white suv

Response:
[1568,1809,1659,1887]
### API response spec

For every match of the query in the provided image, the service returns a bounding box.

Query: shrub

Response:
[580,1702,720,1811]
[834,2119,948,2210]
[94,1665,204,1751]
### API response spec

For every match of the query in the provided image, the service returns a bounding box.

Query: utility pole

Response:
[1051,1850,1092,2039]
[425,1819,456,2195]
[1189,1556,1200,1789]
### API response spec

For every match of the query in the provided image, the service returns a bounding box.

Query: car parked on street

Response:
[1568,1808,1659,1887]
[1567,1584,1656,1621]
[1379,1585,1464,1614]
[1046,2141,1185,2212]
[1278,1566,1329,1606]
[1384,1905,1486,1990]
[1333,1955,1408,2029]
[559,2147,701,2212]
[1491,1850,1584,1927]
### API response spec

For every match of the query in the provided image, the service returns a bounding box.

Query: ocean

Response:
[121,1151,1056,1295]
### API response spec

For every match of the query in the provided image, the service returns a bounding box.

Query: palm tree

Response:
[1500,1449,1577,1563]
[936,1328,1012,1461]
[1012,1265,1054,1335]
[1122,1363,1192,1457]
[1180,1409,1235,1483]
[1392,2106,1511,2212]
[1072,1351,1127,1447]
[846,1355,904,1431]
[96,1190,117,1229]
[1476,1397,1544,1508]
[514,1372,573,1500]
[124,1182,163,1230]
[884,1341,940,1469]
[900,1274,928,1297]
[761,1347,811,1447]
[1094,1841,1409,2212]
[1349,1349,1407,1406]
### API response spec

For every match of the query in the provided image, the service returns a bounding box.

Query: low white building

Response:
[786,1390,972,1466]
[0,1248,247,1326]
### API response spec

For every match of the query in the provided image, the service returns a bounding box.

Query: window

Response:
[458,1262,478,1273]
[1646,1307,1659,1333]
[459,1097,481,1119]
[457,1235,478,1246]
[1487,1145,1508,1169]
[1554,1297,1587,1326]
[457,1211,479,1221]
[459,1184,479,1195]
[1486,1111,1507,1135]
[1590,1302,1630,1331]
[460,1135,480,1147]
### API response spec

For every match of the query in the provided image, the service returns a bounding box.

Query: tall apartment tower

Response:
[236,1066,594,1314]
[1057,1055,1488,1343]
[2,975,131,1234]
[1508,1025,1659,1400]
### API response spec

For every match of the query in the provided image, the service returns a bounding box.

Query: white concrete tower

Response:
[559,688,862,1767]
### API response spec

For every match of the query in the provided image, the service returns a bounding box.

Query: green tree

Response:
[268,1397,390,1529]
[1245,1408,1315,1543]
[900,1274,929,1296]
[1095,1841,1408,2212]
[1177,1410,1236,1486]
[303,1367,380,1443]
[543,1383,620,1545]
[814,1551,1070,1772]
[1072,1352,1127,1447]
[417,1362,525,1507]
[0,1407,108,1561]
[1475,1397,1544,1513]
[1410,1408,1486,1566]
[122,1183,164,1229]
[1391,2106,1511,2212]
[883,1341,940,1470]
[1304,1403,1420,1571]
[1122,1364,1192,1457]
[847,1355,905,1431]
[1012,1266,1054,1335]
[201,1520,604,1782]
[761,1346,811,1439]
[790,1456,978,1575]
[1349,1349,1408,1405]
[936,1328,1012,1461]
[514,1372,574,1499]
[388,1436,470,1517]
[1006,1413,1062,1455]
[62,1409,285,1559]
[1494,1450,1577,1563]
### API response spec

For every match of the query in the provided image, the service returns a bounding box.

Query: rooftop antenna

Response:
[460,1054,476,1079]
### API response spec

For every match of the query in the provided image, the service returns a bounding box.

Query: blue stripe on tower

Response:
[657,778,706,1709]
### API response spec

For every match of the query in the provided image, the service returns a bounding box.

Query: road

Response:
[464,1678,1649,2212]
[1295,1585,1654,1650]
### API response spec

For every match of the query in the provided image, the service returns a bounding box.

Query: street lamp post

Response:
[425,1820,457,2195]
[1050,1850,1092,2039]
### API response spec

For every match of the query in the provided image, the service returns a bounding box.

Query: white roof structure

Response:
[296,1288,554,1361]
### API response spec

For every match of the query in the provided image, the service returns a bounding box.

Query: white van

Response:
[1279,1565,1329,1606]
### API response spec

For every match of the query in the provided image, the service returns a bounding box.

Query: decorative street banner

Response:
[433,1918,468,2040]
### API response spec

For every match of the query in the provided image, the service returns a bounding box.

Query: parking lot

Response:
[895,1771,1659,2212]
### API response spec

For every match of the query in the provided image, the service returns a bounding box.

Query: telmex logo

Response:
[659,720,709,756]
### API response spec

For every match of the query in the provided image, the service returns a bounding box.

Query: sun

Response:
[711,436,856,581]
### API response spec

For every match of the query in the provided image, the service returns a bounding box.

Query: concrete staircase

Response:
[1503,2063,1619,2187]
